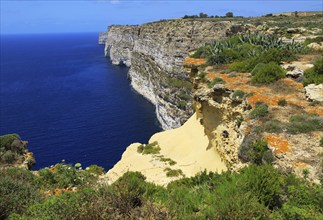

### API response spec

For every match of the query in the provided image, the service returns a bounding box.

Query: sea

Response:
[0,33,162,170]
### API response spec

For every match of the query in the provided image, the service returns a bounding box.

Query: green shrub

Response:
[85,165,105,175]
[278,99,287,106]
[167,77,193,89]
[159,156,177,166]
[0,134,20,149]
[264,120,286,133]
[0,134,32,166]
[249,103,269,119]
[232,89,245,99]
[190,47,207,58]
[178,100,187,110]
[251,62,286,84]
[287,114,323,134]
[178,93,191,101]
[2,150,16,163]
[137,141,161,155]
[303,57,323,86]
[198,71,207,81]
[228,73,237,77]
[304,36,323,45]
[0,168,41,219]
[164,168,184,177]
[236,115,244,128]
[8,165,323,219]
[240,165,283,209]
[111,172,147,214]
[36,163,98,189]
[210,181,270,219]
[271,178,323,219]
[249,139,269,165]
[320,137,323,147]
[229,57,259,72]
[208,77,225,88]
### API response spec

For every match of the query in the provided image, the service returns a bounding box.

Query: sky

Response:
[0,0,322,34]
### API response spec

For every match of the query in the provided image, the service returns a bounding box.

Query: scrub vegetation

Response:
[1,164,322,219]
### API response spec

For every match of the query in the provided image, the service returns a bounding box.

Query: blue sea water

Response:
[0,33,161,170]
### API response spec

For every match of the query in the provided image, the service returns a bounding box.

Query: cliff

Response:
[104,57,323,186]
[105,19,254,129]
[98,32,108,45]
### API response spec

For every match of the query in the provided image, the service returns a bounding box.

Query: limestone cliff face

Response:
[105,20,253,129]
[98,32,108,45]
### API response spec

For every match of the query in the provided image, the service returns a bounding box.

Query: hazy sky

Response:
[1,0,322,34]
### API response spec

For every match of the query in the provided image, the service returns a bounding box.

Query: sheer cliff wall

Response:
[105,19,253,129]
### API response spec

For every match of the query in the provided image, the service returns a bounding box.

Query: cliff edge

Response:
[105,19,254,129]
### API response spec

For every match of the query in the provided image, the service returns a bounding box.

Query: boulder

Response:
[286,67,304,78]
[282,64,304,79]
[305,84,323,102]
[307,42,323,51]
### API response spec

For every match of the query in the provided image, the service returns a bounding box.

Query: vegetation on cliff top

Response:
[190,33,310,85]
[0,134,35,167]
[2,164,322,219]
[303,57,323,86]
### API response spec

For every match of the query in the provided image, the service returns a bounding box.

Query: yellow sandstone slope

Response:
[103,113,227,186]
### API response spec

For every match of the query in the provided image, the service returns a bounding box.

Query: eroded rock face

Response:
[105,26,140,67]
[194,85,249,170]
[98,32,108,45]
[105,20,254,129]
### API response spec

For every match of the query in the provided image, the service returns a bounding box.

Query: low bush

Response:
[159,156,177,166]
[85,165,105,175]
[320,137,323,147]
[0,134,21,149]
[190,47,208,58]
[251,62,286,84]
[6,166,323,219]
[249,103,269,119]
[278,99,287,106]
[137,141,161,154]
[36,163,100,189]
[232,89,245,99]
[167,78,193,89]
[0,168,41,219]
[198,71,207,81]
[208,77,225,88]
[287,114,323,134]
[264,120,286,133]
[236,115,244,127]
[228,73,237,77]
[303,57,323,86]
[110,172,147,214]
[164,168,184,177]
[304,36,323,45]
[249,139,270,165]
[0,134,26,165]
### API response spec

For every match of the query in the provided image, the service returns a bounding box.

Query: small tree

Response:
[226,12,234,17]
[199,12,208,18]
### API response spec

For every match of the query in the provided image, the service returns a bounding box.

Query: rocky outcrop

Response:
[105,19,254,129]
[194,84,249,169]
[98,32,108,45]
[0,134,35,169]
[305,83,323,102]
